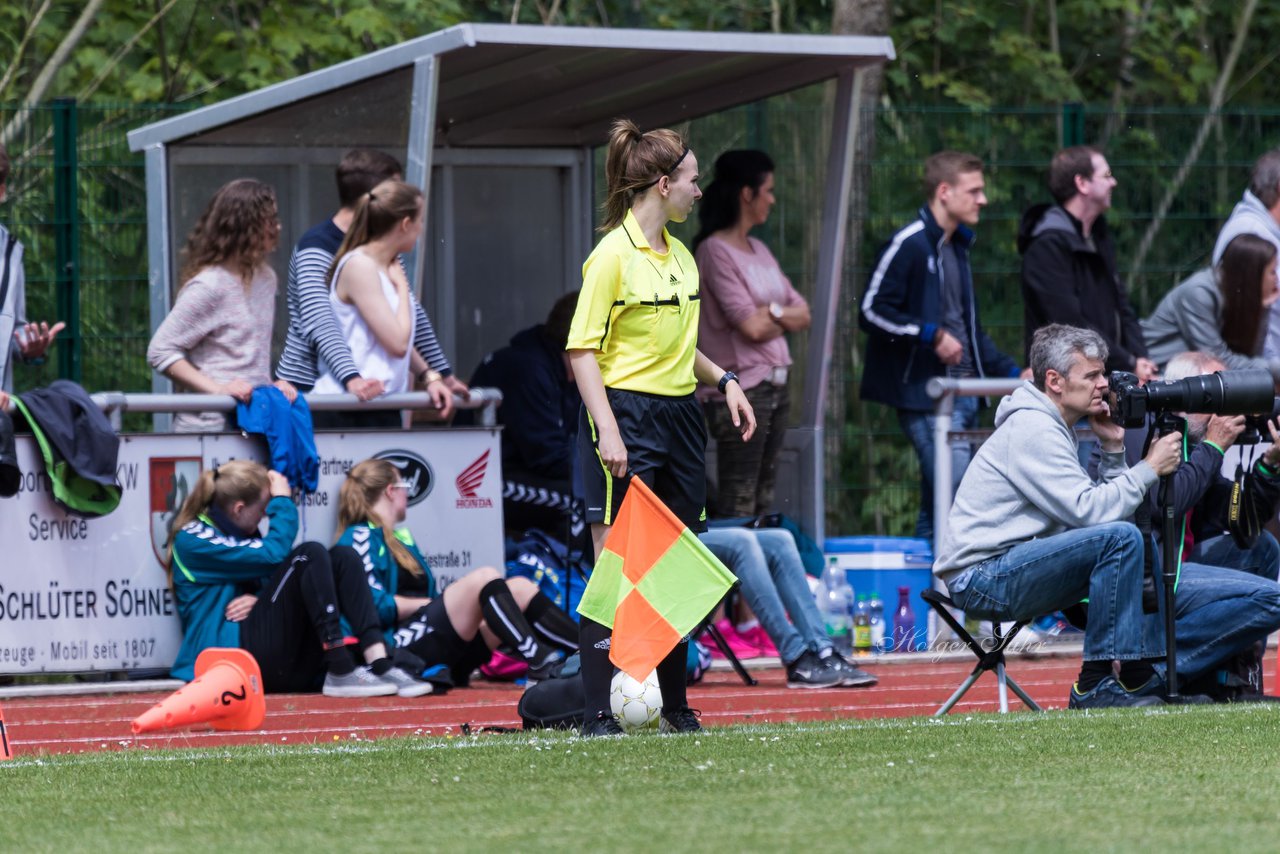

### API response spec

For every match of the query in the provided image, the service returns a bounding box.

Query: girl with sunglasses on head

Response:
[335,458,579,688]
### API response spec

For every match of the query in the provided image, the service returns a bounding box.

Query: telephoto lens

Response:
[1110,369,1275,427]
[1142,369,1274,416]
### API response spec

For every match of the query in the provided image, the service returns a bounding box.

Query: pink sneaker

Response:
[738,625,780,658]
[479,649,528,681]
[704,619,761,660]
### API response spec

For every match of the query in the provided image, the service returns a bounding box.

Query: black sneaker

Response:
[787,650,843,689]
[525,657,563,686]
[822,652,879,687]
[581,711,626,738]
[659,706,703,734]
[1125,675,1213,705]
[1068,676,1164,709]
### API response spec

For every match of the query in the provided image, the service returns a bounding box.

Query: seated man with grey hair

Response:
[1100,350,1280,700]
[934,323,1183,708]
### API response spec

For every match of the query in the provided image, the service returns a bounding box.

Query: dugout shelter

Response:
[128,23,895,542]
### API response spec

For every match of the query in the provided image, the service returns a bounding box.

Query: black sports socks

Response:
[479,579,554,666]
[523,592,580,652]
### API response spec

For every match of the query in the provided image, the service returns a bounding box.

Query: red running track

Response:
[0,655,1094,756]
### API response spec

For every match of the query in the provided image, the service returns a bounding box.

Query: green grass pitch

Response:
[3,704,1278,852]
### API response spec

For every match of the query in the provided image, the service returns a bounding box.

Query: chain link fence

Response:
[5,98,1280,534]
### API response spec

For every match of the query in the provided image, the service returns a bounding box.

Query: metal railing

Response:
[925,377,1023,557]
[926,377,1103,557]
[89,387,503,430]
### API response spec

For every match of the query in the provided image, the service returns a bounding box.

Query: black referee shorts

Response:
[577,388,707,532]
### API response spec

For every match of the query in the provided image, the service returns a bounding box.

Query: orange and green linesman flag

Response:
[577,476,736,681]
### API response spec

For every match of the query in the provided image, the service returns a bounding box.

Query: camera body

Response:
[1241,400,1280,445]
[1108,368,1275,431]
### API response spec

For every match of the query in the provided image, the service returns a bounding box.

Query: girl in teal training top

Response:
[334,458,579,687]
[167,459,429,697]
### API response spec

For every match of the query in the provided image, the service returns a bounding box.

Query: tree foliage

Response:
[4,0,1279,534]
[2,1,1275,123]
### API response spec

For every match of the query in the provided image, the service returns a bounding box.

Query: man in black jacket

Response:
[462,292,583,540]
[859,151,1023,541]
[1019,146,1158,382]
[1104,351,1280,698]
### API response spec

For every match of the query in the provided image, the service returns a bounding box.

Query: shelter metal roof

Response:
[127,23,895,150]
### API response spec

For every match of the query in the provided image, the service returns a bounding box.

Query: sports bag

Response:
[517,653,583,729]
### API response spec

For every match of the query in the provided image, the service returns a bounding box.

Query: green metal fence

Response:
[1,101,189,397]
[684,98,1280,537]
[6,98,1280,536]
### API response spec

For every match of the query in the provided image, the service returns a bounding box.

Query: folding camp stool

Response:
[920,589,1042,715]
[694,585,757,687]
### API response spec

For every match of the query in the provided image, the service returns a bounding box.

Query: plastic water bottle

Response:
[819,558,852,656]
[893,585,920,652]
[853,594,872,655]
[868,591,886,653]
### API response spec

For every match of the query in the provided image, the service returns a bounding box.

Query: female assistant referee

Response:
[568,119,756,737]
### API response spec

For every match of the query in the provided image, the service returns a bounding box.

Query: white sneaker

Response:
[322,665,398,698]
[380,666,434,698]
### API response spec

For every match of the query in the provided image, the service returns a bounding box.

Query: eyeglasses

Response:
[1093,170,1113,180]
[393,481,413,491]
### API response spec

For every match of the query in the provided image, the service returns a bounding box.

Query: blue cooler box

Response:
[824,536,934,650]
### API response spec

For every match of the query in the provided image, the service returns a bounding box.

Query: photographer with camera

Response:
[1095,351,1280,700]
[935,324,1181,709]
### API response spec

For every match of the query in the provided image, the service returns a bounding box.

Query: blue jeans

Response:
[1142,532,1280,680]
[1190,533,1280,581]
[946,522,1155,661]
[699,528,828,665]
[898,396,978,541]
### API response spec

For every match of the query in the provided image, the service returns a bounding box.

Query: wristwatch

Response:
[768,302,784,324]
[718,371,739,394]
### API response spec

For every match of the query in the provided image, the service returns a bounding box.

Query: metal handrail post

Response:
[931,388,955,559]
[925,377,1024,558]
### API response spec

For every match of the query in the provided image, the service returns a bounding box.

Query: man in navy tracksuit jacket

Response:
[859,151,1022,541]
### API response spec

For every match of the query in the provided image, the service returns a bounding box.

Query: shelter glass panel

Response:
[441,165,572,378]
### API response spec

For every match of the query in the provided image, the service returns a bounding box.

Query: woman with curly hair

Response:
[147,178,296,432]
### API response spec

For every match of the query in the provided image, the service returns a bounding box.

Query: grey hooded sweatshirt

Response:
[933,381,1158,580]
[1212,190,1280,359]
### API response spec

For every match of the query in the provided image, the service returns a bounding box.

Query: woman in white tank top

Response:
[314,180,426,399]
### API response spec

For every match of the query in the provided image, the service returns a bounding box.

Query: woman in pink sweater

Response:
[147,179,296,432]
[693,151,810,518]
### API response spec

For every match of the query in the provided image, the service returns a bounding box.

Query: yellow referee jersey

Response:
[566,210,700,396]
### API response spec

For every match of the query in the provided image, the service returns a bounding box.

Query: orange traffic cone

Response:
[132,648,266,734]
[0,703,12,760]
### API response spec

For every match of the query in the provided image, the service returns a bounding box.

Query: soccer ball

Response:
[609,669,662,732]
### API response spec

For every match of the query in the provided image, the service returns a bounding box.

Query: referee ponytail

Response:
[601,118,689,231]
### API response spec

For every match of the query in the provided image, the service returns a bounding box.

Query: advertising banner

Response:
[0,428,503,675]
